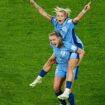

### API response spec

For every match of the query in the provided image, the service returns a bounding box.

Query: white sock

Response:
[64,88,70,95]
[37,76,42,80]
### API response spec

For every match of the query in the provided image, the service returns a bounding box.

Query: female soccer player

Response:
[49,32,79,105]
[34,31,81,105]
[29,0,91,99]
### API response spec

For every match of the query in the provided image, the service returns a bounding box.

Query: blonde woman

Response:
[29,0,91,101]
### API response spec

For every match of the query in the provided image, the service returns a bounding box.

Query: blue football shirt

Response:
[51,42,78,64]
[51,17,84,49]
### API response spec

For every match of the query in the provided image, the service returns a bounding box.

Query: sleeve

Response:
[67,19,77,29]
[51,16,57,26]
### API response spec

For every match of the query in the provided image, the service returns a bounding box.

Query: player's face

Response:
[56,11,66,24]
[49,35,61,47]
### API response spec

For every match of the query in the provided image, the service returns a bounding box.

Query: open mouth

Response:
[59,20,62,21]
[58,20,64,24]
[58,20,62,22]
[53,43,57,47]
[54,43,56,46]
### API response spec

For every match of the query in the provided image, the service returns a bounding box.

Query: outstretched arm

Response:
[30,0,51,21]
[43,54,56,72]
[73,1,91,24]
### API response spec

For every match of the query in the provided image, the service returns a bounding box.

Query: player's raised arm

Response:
[73,1,91,24]
[30,0,51,21]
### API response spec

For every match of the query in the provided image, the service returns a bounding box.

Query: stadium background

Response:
[0,0,105,105]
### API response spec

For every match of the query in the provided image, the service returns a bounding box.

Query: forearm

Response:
[73,11,86,24]
[31,1,51,20]
[32,2,46,15]
[43,54,56,72]
[73,1,91,24]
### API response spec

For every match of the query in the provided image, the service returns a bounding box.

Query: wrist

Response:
[82,9,86,13]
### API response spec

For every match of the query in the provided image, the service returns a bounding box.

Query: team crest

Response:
[62,26,67,32]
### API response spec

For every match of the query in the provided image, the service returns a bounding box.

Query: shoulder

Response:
[66,18,72,24]
[61,18,73,32]
[51,16,57,23]
[63,18,74,28]
[65,18,77,28]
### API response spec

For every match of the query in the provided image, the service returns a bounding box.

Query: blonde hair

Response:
[54,7,71,18]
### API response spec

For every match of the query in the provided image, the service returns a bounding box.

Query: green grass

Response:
[0,0,105,105]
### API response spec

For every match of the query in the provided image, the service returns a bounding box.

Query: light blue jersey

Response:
[51,42,79,79]
[51,17,84,49]
[51,42,78,64]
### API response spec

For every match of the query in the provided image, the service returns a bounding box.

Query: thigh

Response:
[69,53,79,67]
[55,65,67,78]
[53,77,65,92]
[54,65,66,91]
[68,59,79,67]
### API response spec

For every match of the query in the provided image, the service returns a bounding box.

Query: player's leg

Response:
[54,65,67,105]
[54,77,67,105]
[63,82,76,105]
[54,77,66,105]
[77,48,85,66]
[58,53,79,99]
[68,91,76,105]
[74,48,85,80]
[73,65,79,80]
[58,76,76,105]
[29,54,56,87]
